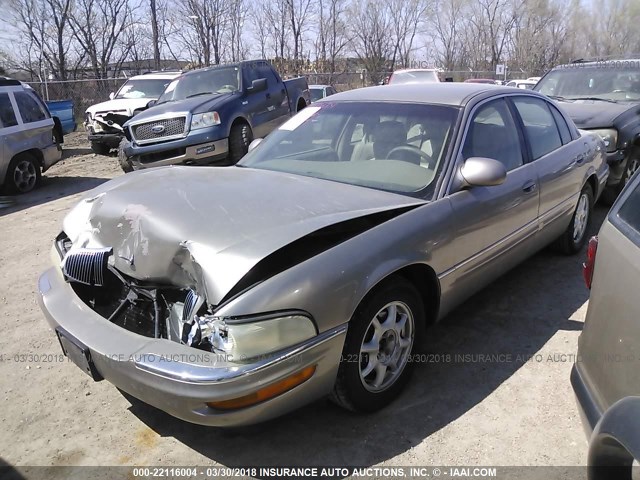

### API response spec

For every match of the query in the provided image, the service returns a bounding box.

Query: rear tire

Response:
[556,184,593,255]
[331,276,423,412]
[5,153,41,194]
[90,141,111,155]
[227,123,253,165]
[117,138,134,173]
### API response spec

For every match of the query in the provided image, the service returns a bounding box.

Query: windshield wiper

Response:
[570,97,619,103]
[186,92,213,99]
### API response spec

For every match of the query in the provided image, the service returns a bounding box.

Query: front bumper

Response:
[87,132,123,148]
[124,127,229,169]
[37,265,346,426]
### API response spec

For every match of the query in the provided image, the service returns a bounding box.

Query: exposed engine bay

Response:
[57,233,227,353]
[89,111,131,134]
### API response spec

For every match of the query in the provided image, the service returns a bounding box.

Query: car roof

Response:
[317,83,545,107]
[552,59,640,69]
[309,85,332,89]
[392,68,438,73]
[129,72,182,80]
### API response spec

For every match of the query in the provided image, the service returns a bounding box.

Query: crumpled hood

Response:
[557,100,634,129]
[63,166,425,304]
[86,98,152,116]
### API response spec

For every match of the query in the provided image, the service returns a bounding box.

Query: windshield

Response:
[157,67,240,103]
[115,79,173,99]
[389,71,439,84]
[310,88,325,102]
[535,66,640,101]
[239,102,458,198]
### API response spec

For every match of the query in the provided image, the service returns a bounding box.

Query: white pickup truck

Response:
[84,72,181,154]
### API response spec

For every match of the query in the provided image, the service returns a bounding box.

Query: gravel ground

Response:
[0,132,603,472]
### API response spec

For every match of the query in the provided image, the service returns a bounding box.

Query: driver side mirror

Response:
[109,92,115,100]
[247,78,267,94]
[248,138,263,152]
[458,157,507,188]
[146,100,157,109]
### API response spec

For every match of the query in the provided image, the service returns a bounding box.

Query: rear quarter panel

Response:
[578,212,640,416]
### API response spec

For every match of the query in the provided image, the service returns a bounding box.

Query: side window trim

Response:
[461,97,525,171]
[548,103,572,145]
[509,95,563,161]
[445,95,523,195]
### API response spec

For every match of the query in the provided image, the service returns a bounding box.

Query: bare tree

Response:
[388,0,430,69]
[350,0,394,84]
[314,0,350,79]
[431,0,468,71]
[285,0,314,65]
[9,0,74,80]
[69,0,136,78]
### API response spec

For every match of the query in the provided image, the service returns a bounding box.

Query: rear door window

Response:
[0,93,18,127]
[617,182,640,233]
[14,91,48,123]
[512,97,562,159]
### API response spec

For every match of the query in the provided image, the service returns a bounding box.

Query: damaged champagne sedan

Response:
[38,84,608,426]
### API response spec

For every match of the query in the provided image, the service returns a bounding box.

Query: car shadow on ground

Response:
[0,175,108,216]
[62,147,93,158]
[123,206,608,468]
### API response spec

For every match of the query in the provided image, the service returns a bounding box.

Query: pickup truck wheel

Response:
[117,139,134,173]
[228,123,253,165]
[556,184,593,255]
[91,141,111,156]
[331,276,423,412]
[5,153,41,194]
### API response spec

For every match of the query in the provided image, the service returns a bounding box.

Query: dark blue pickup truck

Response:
[119,60,310,172]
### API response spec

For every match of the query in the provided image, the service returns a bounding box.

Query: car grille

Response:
[132,117,186,143]
[62,247,113,286]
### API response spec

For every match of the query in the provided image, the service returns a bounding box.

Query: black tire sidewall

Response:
[337,277,424,412]
[228,123,252,164]
[117,139,134,173]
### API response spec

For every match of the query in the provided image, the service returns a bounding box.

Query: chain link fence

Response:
[26,70,536,123]
[26,78,129,122]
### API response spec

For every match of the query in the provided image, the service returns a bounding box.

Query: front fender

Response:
[588,396,640,480]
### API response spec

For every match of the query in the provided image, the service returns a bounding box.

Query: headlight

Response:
[590,129,618,153]
[191,111,221,130]
[191,313,317,360]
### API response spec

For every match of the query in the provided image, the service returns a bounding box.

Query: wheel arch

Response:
[359,263,441,342]
[227,116,251,138]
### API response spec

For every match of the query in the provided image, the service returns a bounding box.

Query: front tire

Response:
[601,156,639,205]
[557,184,593,255]
[117,138,134,173]
[331,276,424,412]
[5,153,41,194]
[227,123,253,165]
[90,141,111,155]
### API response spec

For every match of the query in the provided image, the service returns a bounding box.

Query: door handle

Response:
[576,154,585,165]
[266,93,271,99]
[522,181,537,193]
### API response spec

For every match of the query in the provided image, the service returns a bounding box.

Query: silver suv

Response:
[0,79,62,194]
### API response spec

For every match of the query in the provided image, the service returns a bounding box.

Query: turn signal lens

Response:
[206,365,316,411]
